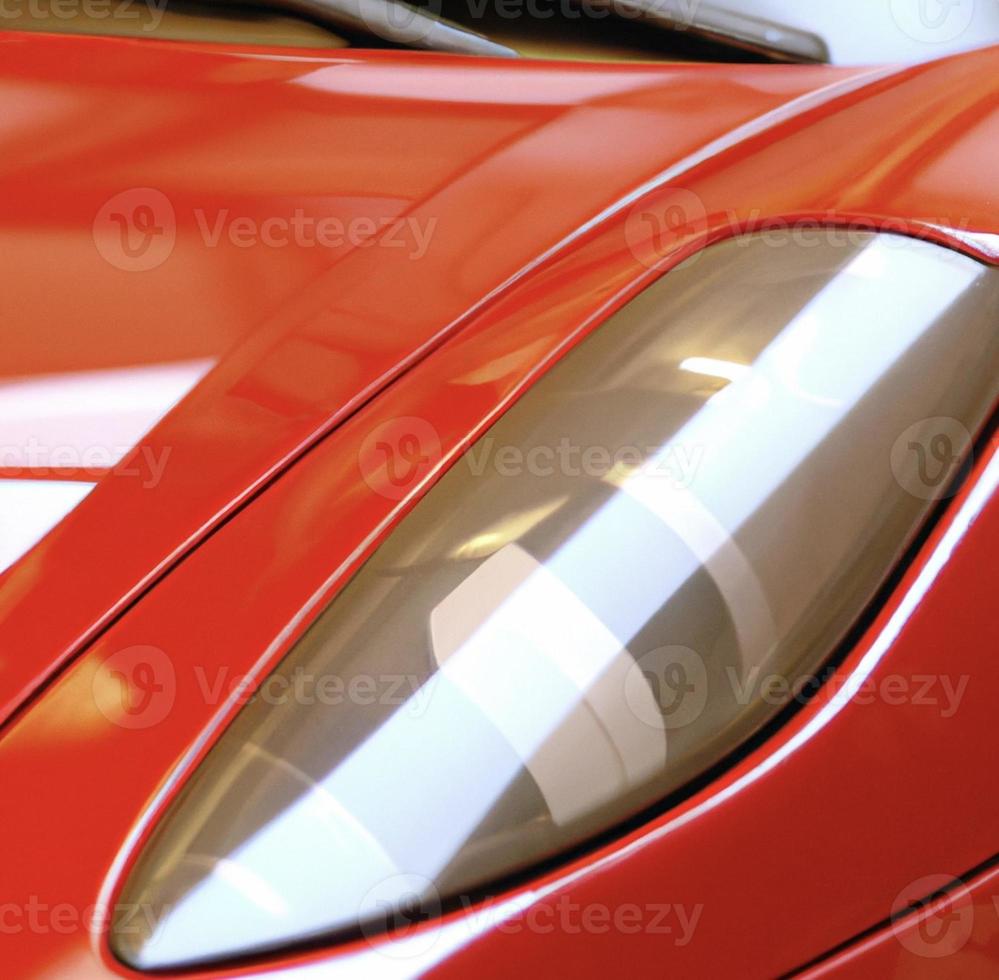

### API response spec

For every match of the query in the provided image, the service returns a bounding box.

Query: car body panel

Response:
[1,351,997,979]
[1,36,997,726]
[801,860,999,978]
[0,33,871,724]
[0,30,998,979]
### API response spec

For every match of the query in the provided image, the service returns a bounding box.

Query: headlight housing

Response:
[112,232,999,969]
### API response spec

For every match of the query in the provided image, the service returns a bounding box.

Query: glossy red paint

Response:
[2,36,998,725]
[800,861,999,978]
[0,33,865,724]
[0,29,997,980]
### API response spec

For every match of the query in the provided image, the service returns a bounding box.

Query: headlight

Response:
[112,232,999,969]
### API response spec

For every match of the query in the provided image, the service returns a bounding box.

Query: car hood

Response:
[0,30,996,724]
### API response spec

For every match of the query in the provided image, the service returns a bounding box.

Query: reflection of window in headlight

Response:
[112,233,999,970]
[679,356,749,384]
[430,542,666,828]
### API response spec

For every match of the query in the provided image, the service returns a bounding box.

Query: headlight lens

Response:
[113,232,999,969]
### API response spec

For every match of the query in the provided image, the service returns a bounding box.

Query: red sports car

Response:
[0,6,997,978]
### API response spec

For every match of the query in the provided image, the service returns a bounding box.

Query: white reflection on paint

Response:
[0,358,214,576]
[146,239,985,967]
[0,479,95,574]
[293,64,656,106]
[0,359,214,468]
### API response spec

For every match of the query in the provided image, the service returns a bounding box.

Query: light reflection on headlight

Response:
[112,232,999,969]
